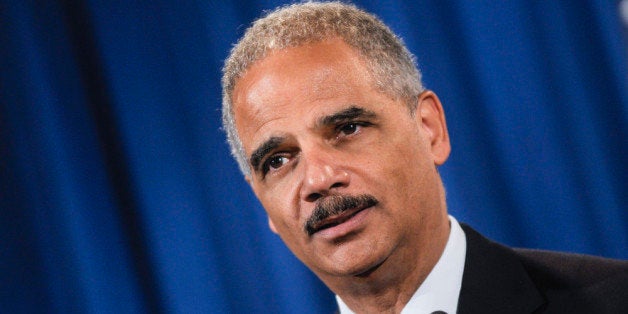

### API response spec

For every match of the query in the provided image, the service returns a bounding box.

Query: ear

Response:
[268,217,278,234]
[246,175,279,234]
[416,91,451,165]
[244,175,277,233]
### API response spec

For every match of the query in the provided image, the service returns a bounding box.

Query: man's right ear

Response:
[268,217,278,234]
[245,175,278,234]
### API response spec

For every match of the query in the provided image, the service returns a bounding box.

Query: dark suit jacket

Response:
[457,224,628,313]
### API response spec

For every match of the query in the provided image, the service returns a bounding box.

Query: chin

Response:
[308,228,396,278]
[317,249,389,278]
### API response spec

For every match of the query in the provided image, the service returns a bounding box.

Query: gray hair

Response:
[222,1,424,175]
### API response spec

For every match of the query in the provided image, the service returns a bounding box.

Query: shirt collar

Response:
[337,215,467,314]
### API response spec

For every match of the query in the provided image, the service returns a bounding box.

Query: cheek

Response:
[375,136,429,177]
[256,179,301,227]
[372,135,435,203]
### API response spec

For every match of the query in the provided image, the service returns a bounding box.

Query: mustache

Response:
[304,194,379,236]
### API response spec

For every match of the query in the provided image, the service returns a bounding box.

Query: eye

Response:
[336,121,372,138]
[269,156,288,169]
[262,154,289,174]
[339,123,359,136]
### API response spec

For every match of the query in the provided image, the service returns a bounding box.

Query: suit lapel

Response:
[457,224,545,314]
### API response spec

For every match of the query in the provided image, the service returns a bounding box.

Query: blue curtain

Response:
[2,1,626,313]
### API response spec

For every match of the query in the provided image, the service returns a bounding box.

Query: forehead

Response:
[234,39,373,105]
[231,39,377,149]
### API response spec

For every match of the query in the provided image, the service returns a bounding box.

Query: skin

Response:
[232,38,452,313]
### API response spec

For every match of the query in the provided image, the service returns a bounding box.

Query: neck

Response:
[331,213,451,313]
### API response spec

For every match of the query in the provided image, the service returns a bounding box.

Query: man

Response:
[221,2,627,313]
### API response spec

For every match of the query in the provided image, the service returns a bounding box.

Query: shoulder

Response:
[514,247,628,286]
[513,248,628,312]
[459,223,628,313]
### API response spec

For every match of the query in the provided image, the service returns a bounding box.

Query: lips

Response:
[310,206,368,234]
[304,194,378,236]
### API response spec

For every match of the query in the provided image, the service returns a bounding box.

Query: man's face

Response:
[231,38,451,284]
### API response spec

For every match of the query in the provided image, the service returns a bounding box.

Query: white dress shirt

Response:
[337,216,467,314]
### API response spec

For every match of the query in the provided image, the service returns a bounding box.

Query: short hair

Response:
[222,1,424,175]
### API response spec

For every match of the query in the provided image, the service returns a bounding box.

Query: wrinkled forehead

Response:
[235,39,373,95]
[231,39,377,148]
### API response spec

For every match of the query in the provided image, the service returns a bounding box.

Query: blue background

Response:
[1,0,627,313]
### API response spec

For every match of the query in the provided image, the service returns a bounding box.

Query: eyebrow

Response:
[317,106,377,128]
[249,136,285,172]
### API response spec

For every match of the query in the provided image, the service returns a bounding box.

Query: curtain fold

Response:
[2,1,626,313]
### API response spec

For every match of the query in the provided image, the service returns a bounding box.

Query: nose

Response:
[300,150,350,202]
